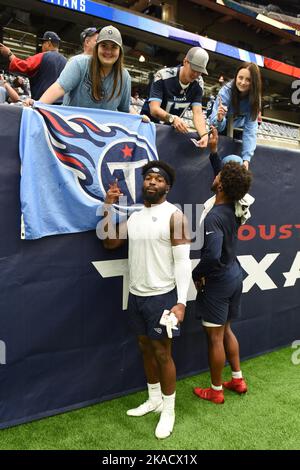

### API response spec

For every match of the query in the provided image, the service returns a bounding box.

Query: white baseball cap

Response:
[96,25,122,48]
[186,47,209,75]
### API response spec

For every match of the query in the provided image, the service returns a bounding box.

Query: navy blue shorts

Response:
[127,289,180,340]
[195,274,243,326]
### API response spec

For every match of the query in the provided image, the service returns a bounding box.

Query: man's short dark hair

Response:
[220,162,252,202]
[142,160,176,187]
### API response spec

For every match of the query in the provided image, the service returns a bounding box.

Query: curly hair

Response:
[142,160,176,187]
[220,162,252,202]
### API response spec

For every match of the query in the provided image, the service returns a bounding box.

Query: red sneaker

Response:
[223,377,247,394]
[193,387,224,404]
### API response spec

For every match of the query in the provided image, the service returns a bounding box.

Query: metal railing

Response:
[131,101,300,147]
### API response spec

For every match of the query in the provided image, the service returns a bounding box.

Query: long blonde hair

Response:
[89,43,124,102]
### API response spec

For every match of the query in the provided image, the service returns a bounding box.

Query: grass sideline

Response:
[0,346,299,450]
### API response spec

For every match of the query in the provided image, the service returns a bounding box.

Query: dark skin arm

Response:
[209,125,218,154]
[102,179,127,250]
[193,127,218,291]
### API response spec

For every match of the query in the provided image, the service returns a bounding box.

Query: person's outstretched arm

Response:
[208,126,222,176]
[0,43,44,76]
[192,105,208,148]
[209,86,230,132]
[100,179,127,250]
[0,76,19,103]
[39,82,65,104]
[241,116,258,167]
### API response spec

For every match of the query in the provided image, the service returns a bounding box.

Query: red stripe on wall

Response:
[264,57,300,79]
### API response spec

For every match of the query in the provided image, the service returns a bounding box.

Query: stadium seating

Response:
[257,120,300,144]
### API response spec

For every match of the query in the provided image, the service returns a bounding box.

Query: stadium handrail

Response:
[129,101,300,146]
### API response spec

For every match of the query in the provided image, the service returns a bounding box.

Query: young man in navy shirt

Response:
[193,129,252,404]
[141,46,209,148]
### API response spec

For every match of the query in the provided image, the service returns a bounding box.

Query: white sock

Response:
[162,392,176,414]
[211,383,223,391]
[148,383,162,403]
[232,370,243,379]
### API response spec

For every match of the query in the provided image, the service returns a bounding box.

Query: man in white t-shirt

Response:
[100,161,191,439]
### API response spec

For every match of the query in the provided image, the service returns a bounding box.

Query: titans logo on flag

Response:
[37,107,158,210]
[19,105,158,239]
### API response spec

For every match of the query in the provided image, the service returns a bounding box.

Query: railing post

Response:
[227,116,234,138]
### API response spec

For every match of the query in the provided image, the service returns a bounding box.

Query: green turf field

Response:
[1,346,299,450]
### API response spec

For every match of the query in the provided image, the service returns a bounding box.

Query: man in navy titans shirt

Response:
[141,47,209,148]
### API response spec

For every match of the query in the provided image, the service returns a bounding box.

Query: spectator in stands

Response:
[209,62,262,169]
[209,74,226,100]
[141,47,209,148]
[35,26,131,113]
[193,128,252,404]
[12,76,30,97]
[205,76,225,121]
[130,90,144,114]
[0,74,20,104]
[0,31,67,103]
[80,27,99,55]
[205,94,216,121]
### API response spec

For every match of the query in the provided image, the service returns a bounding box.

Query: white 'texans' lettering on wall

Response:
[93,252,300,310]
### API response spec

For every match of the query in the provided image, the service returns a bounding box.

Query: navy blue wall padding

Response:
[0,105,299,428]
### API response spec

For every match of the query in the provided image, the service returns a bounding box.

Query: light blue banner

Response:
[19,104,157,239]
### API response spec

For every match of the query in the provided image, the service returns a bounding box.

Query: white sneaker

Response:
[155,411,175,439]
[127,399,163,417]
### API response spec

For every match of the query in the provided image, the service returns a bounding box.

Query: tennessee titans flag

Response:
[19,104,158,239]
